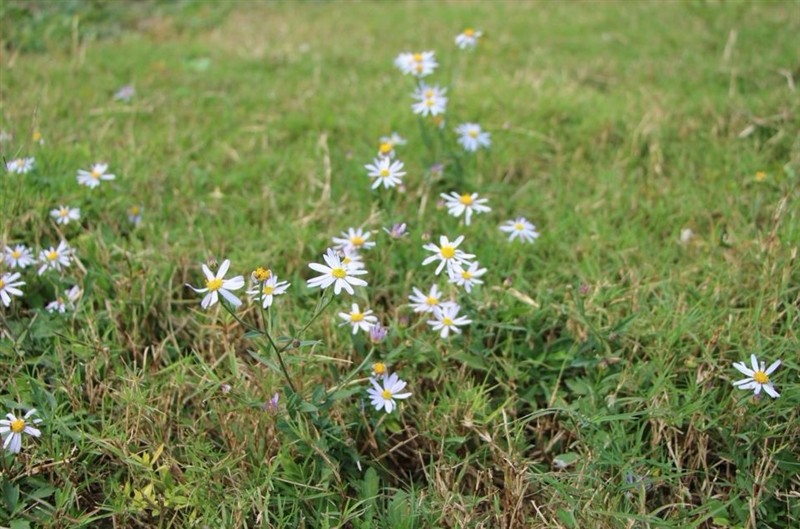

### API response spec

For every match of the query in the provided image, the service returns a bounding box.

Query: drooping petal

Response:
[732,362,754,377]
[220,289,242,307]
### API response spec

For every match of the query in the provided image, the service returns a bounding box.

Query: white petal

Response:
[216,259,231,279]
[732,362,754,377]
[222,276,245,290]
[220,289,242,307]
[765,360,781,375]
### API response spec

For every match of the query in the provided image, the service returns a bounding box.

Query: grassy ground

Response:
[1,1,798,527]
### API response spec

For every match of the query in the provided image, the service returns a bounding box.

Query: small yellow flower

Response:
[755,171,767,182]
[253,267,272,282]
[372,362,387,377]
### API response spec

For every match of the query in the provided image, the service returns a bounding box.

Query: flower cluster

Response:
[1,240,80,311]
[0,154,134,319]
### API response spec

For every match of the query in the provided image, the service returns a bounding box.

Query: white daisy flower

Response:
[0,272,25,307]
[50,205,81,226]
[377,132,407,159]
[427,303,472,338]
[380,132,406,146]
[440,192,491,225]
[365,157,406,190]
[6,157,35,174]
[732,354,781,399]
[46,285,82,313]
[408,284,447,313]
[340,246,365,270]
[394,51,437,77]
[412,84,448,117]
[77,163,115,189]
[128,205,143,226]
[499,217,540,243]
[455,28,482,50]
[187,259,245,309]
[448,261,487,293]
[338,303,378,334]
[0,409,42,454]
[455,123,491,152]
[367,373,412,413]
[37,241,73,275]
[306,248,368,295]
[333,227,376,253]
[246,274,290,308]
[421,235,475,276]
[4,245,35,269]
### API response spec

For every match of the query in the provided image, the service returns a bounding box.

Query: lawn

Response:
[0,1,798,528]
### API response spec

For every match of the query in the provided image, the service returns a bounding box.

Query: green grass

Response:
[1,1,798,527]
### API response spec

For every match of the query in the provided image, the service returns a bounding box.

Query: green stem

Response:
[222,300,298,394]
[280,290,334,353]
[327,347,375,395]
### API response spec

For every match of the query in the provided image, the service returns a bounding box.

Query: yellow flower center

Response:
[11,250,21,258]
[425,98,435,107]
[468,129,479,138]
[442,317,454,326]
[10,418,25,433]
[459,194,473,205]
[261,285,275,295]
[253,267,271,281]
[351,312,364,322]
[514,223,524,231]
[440,246,455,259]
[91,169,102,179]
[59,208,70,217]
[0,279,5,290]
[129,205,141,215]
[206,278,223,291]
[755,171,767,182]
[379,142,392,154]
[381,389,393,400]
[413,53,423,62]
[464,28,475,37]
[379,168,390,178]
[342,256,352,264]
[461,270,473,279]
[331,267,347,279]
[426,296,438,306]
[32,131,42,141]
[350,235,365,247]
[47,250,58,261]
[753,371,769,384]
[424,89,435,98]
[373,362,386,375]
